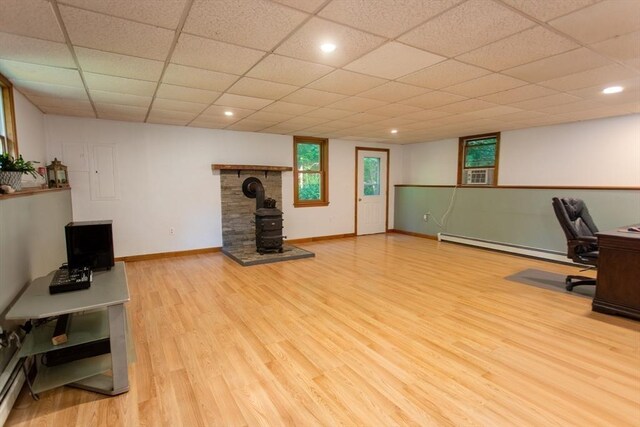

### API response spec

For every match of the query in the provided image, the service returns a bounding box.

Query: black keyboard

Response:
[49,267,92,294]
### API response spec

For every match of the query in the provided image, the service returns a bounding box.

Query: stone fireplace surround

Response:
[213,164,315,266]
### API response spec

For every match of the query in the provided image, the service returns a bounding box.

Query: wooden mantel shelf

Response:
[212,164,293,172]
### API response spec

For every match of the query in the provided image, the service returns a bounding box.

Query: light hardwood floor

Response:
[6,234,640,426]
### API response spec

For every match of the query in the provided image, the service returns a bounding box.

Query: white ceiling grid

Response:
[0,0,637,144]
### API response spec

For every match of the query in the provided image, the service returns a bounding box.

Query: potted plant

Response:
[0,153,38,191]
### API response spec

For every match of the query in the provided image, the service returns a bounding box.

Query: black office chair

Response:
[552,197,599,291]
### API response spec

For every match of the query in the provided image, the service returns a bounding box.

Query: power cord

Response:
[430,186,458,230]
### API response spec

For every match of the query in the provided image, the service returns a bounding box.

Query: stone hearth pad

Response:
[222,244,315,266]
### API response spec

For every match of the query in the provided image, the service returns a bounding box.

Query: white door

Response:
[357,149,388,235]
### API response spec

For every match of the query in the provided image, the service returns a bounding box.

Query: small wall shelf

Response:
[212,164,293,177]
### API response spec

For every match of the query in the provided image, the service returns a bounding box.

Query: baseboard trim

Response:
[388,229,438,240]
[286,233,356,244]
[116,247,221,262]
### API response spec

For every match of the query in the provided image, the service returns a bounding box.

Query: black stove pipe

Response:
[247,181,265,211]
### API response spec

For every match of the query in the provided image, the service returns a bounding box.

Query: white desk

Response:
[6,262,130,396]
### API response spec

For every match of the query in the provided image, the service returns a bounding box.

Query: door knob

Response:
[358,198,362,201]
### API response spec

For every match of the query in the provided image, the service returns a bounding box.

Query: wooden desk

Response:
[6,262,131,396]
[593,226,640,320]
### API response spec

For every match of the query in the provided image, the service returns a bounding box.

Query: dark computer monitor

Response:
[65,220,114,270]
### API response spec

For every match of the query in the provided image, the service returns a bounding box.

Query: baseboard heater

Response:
[437,233,571,264]
[0,351,25,426]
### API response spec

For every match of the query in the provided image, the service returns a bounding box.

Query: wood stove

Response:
[242,177,284,254]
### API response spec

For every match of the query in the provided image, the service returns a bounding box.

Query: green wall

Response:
[394,186,640,253]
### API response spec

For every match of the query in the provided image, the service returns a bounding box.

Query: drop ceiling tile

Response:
[271,0,325,13]
[478,84,557,104]
[538,64,638,91]
[344,42,446,80]
[496,110,549,122]
[199,105,255,119]
[90,90,152,108]
[95,103,147,121]
[280,116,329,128]
[0,0,64,42]
[357,82,430,103]
[14,79,88,100]
[400,91,467,108]
[261,101,316,115]
[302,108,354,121]
[398,0,534,57]
[460,105,524,119]
[280,88,346,107]
[325,96,387,112]
[300,125,343,135]
[274,17,385,68]
[321,119,361,130]
[171,34,265,75]
[365,103,422,117]
[509,93,582,110]
[535,100,604,115]
[214,93,273,110]
[549,0,640,44]
[402,110,453,121]
[0,60,83,87]
[75,47,164,81]
[501,47,611,83]
[152,98,207,114]
[26,95,92,110]
[156,84,220,104]
[318,0,462,38]
[171,33,264,74]
[247,55,334,86]
[227,77,298,100]
[443,73,528,97]
[59,6,175,61]
[0,33,75,68]
[184,0,308,51]
[307,70,387,96]
[435,99,497,114]
[500,0,596,22]
[147,108,198,126]
[457,26,578,72]
[225,119,271,132]
[339,113,389,124]
[59,0,188,29]
[591,31,640,63]
[84,72,156,96]
[41,105,95,117]
[162,64,238,92]
[397,60,491,90]
[261,124,299,134]
[247,111,295,122]
[559,105,639,122]
[189,117,231,129]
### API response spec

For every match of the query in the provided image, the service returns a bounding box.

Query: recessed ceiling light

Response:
[320,43,336,53]
[602,86,623,94]
[390,129,398,134]
[224,111,234,116]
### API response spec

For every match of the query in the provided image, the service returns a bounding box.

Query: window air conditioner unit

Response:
[465,168,493,185]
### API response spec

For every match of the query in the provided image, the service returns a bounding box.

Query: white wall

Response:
[44,115,402,257]
[403,114,640,186]
[13,90,46,165]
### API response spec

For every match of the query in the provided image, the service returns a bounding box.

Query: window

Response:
[458,132,500,186]
[363,157,380,196]
[293,136,328,207]
[0,73,18,157]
